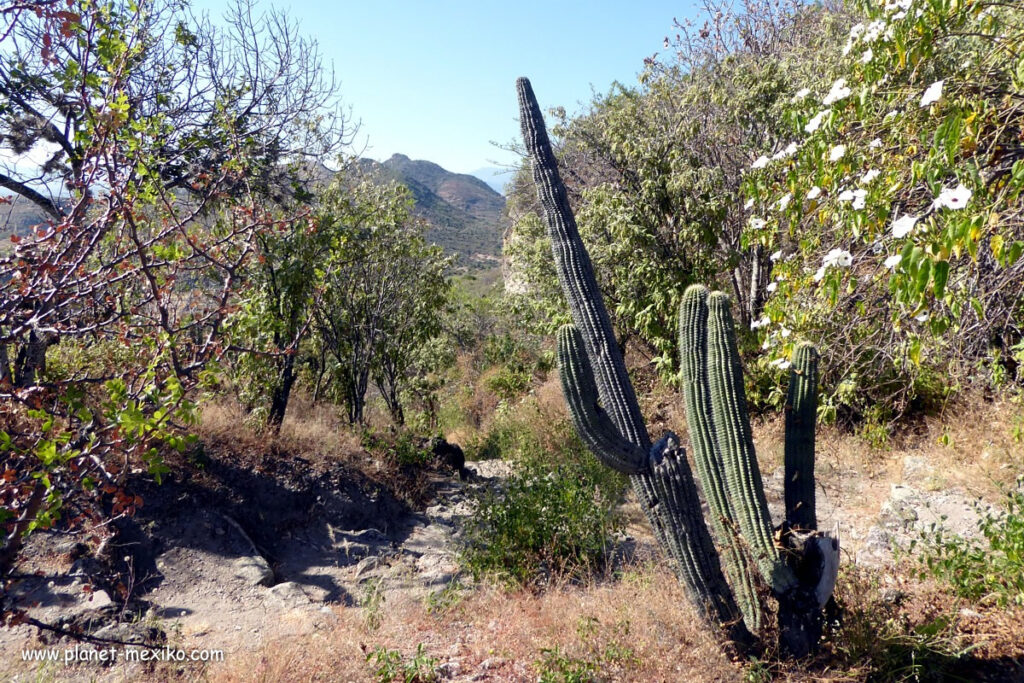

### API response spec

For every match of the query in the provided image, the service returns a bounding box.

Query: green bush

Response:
[748,0,1024,420]
[912,477,1024,607]
[460,416,626,585]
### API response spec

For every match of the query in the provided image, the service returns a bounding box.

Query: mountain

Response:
[359,154,506,269]
[469,167,514,196]
[3,155,509,269]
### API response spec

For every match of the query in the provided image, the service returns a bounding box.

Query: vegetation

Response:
[460,417,625,586]
[3,0,1024,680]
[913,476,1024,607]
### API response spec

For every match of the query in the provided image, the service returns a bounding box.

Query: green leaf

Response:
[932,261,949,300]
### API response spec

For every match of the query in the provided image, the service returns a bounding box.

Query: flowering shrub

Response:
[745,0,1024,422]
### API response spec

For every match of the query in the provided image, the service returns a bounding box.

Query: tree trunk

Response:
[14,329,56,387]
[266,353,296,433]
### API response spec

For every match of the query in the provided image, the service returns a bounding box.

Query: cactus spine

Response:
[517,76,833,656]
[785,342,819,530]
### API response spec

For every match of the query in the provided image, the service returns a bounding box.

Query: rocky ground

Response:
[0,431,1006,681]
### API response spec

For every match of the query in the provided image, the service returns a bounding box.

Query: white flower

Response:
[752,155,771,169]
[861,48,874,64]
[805,109,829,133]
[932,183,972,210]
[813,266,827,282]
[915,312,930,323]
[773,143,798,161]
[770,250,783,261]
[823,78,852,105]
[869,138,883,148]
[892,10,906,19]
[892,214,918,238]
[791,87,811,102]
[829,144,847,162]
[884,254,902,269]
[860,169,880,184]
[863,20,887,43]
[884,0,912,13]
[920,79,944,107]
[744,198,755,209]
[884,109,899,119]
[777,193,792,210]
[751,315,771,329]
[842,39,854,57]
[824,248,853,267]
[750,217,767,230]
[769,358,792,370]
[806,186,822,200]
[838,189,867,209]
[767,281,778,293]
[849,23,865,40]
[780,327,792,338]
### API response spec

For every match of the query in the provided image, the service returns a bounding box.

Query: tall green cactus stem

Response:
[518,77,833,656]
[650,443,747,626]
[679,285,764,631]
[521,77,748,642]
[516,77,648,452]
[785,342,819,530]
[706,292,797,594]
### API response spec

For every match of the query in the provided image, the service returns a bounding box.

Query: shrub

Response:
[912,476,1024,607]
[460,417,626,585]
[364,643,438,683]
[748,0,1024,420]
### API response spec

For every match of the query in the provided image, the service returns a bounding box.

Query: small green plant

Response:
[365,643,438,683]
[424,579,465,615]
[485,364,533,402]
[535,646,598,683]
[461,452,624,585]
[830,568,974,681]
[360,578,386,631]
[912,476,1024,607]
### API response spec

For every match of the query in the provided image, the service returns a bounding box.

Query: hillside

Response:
[359,154,506,269]
[2,155,508,269]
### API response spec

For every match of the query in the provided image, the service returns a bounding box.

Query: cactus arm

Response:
[516,77,650,451]
[557,325,647,473]
[706,292,796,594]
[679,285,764,631]
[784,342,819,530]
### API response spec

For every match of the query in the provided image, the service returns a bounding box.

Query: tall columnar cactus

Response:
[518,76,837,657]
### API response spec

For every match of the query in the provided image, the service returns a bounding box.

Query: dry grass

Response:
[197,392,364,466]
[211,560,743,683]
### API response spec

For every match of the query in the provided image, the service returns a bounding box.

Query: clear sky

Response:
[193,0,698,176]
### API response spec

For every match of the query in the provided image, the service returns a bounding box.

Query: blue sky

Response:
[194,1,699,175]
